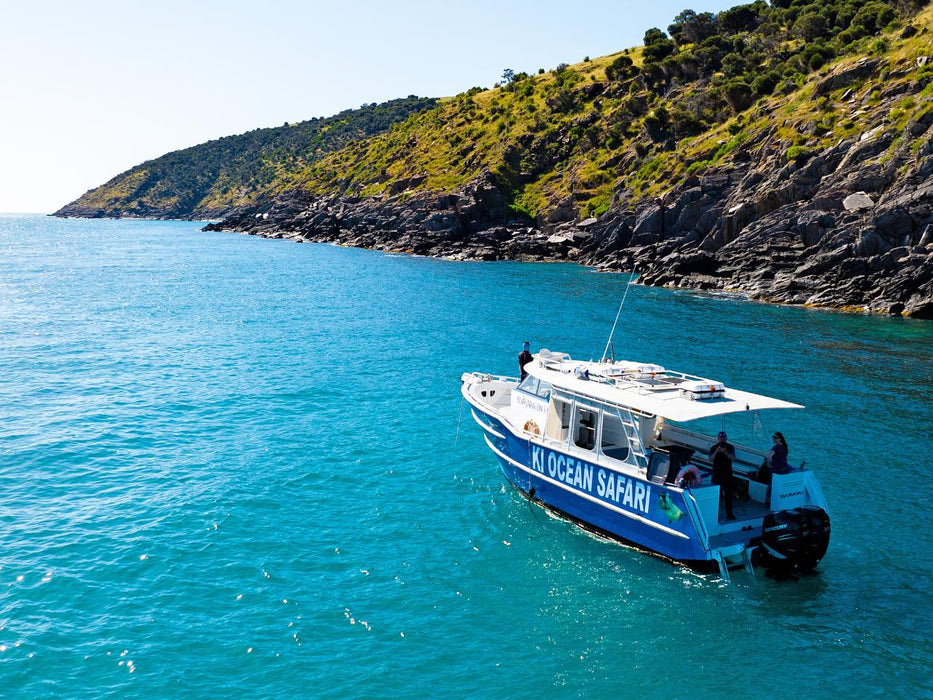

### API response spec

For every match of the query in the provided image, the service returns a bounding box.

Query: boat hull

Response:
[470,403,710,564]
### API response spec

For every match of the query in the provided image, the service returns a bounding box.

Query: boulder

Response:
[814,58,881,97]
[843,192,875,212]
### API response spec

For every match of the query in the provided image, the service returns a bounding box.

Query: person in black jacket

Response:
[709,431,736,520]
[518,341,533,379]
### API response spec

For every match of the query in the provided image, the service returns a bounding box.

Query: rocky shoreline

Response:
[206,108,933,318]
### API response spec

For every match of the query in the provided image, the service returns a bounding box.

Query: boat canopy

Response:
[526,350,802,422]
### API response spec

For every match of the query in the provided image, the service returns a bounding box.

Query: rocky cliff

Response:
[60,1,933,318]
[582,75,933,318]
[207,54,933,318]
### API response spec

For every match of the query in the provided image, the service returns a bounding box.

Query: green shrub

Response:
[642,28,677,62]
[643,106,671,141]
[852,2,897,34]
[717,4,760,34]
[606,55,635,82]
[722,79,754,113]
[670,106,705,138]
[794,11,828,41]
[752,70,781,96]
[835,27,864,47]
[686,159,711,175]
[786,145,816,161]
[870,38,889,55]
[585,193,611,217]
[507,202,534,222]
[721,52,748,78]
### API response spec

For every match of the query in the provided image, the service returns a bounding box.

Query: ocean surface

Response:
[0,214,930,698]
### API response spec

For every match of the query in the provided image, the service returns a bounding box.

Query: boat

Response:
[460,349,830,580]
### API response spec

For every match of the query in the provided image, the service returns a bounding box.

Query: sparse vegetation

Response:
[60,1,932,224]
[59,97,438,217]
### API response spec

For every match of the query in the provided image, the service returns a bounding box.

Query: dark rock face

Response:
[576,123,933,319]
[207,85,933,320]
[206,122,933,319]
[204,172,593,264]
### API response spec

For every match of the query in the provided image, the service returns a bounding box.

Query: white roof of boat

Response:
[526,350,803,422]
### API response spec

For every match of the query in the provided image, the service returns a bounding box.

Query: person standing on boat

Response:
[518,341,533,379]
[767,432,790,474]
[709,431,736,520]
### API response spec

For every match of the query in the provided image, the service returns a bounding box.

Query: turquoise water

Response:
[1,215,930,698]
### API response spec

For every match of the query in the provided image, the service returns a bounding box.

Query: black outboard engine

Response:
[760,506,831,573]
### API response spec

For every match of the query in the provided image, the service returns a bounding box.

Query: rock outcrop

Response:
[207,101,933,319]
[205,172,596,263]
[579,113,933,318]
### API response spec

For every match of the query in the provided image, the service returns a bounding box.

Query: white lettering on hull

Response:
[531,444,650,516]
[515,393,548,414]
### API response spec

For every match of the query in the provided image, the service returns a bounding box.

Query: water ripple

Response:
[0,216,930,698]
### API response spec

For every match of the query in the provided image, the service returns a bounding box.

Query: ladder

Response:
[712,544,756,582]
[615,408,648,469]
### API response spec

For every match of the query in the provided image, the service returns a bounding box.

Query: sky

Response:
[0,0,735,213]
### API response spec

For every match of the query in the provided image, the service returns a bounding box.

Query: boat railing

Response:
[462,371,519,384]
[597,366,720,391]
[657,424,770,474]
[682,488,711,552]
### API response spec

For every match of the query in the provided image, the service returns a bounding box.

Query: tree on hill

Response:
[794,11,829,41]
[717,3,762,34]
[605,55,635,81]
[668,10,717,45]
[643,27,678,62]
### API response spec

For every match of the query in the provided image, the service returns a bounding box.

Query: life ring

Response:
[523,420,541,436]
[676,464,701,487]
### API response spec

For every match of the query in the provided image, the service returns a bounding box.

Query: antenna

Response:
[600,268,637,362]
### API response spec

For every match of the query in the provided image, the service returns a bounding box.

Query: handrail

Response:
[683,488,711,552]
[552,385,657,418]
[465,372,519,384]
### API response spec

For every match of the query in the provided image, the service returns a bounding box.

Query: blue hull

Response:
[472,406,709,563]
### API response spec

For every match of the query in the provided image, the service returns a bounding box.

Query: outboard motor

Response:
[760,506,831,573]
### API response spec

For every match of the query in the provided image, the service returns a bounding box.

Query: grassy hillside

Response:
[55,97,438,219]
[274,0,931,221]
[58,1,931,225]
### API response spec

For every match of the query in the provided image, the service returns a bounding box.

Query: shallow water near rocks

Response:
[1,215,930,698]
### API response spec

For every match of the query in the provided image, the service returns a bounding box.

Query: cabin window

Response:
[517,375,540,395]
[600,412,631,462]
[546,397,572,442]
[536,381,552,400]
[574,406,599,450]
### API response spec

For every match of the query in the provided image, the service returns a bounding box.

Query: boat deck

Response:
[708,522,764,551]
[702,494,770,535]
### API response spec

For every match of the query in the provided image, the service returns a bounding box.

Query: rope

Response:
[601,268,637,362]
[455,396,464,445]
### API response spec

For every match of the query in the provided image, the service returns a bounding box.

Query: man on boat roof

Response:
[518,341,533,379]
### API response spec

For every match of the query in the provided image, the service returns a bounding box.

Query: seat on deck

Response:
[651,446,696,484]
[647,451,672,484]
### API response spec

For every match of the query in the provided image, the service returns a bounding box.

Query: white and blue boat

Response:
[461,350,830,579]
